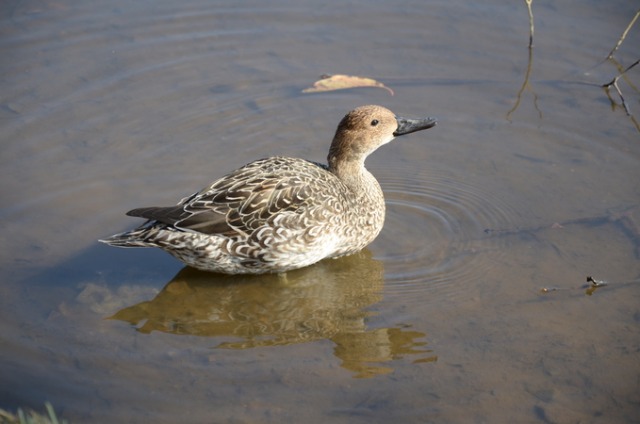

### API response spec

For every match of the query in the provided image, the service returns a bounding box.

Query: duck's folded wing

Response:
[127,163,327,237]
[179,172,315,235]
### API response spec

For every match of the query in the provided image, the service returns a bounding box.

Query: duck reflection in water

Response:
[110,250,436,378]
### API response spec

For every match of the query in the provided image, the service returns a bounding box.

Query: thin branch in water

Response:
[506,0,541,121]
[608,56,640,94]
[525,0,534,48]
[610,80,629,115]
[484,204,640,259]
[604,81,640,132]
[602,59,640,116]
[606,9,640,60]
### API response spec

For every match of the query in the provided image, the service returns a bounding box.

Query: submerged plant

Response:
[0,402,68,424]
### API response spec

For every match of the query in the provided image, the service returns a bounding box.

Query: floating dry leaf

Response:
[302,74,394,96]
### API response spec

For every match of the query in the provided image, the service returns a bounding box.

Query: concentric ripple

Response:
[373,165,522,300]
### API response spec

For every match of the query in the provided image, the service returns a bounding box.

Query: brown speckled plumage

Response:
[100,105,436,274]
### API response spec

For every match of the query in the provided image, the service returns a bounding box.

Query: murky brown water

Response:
[1,0,639,422]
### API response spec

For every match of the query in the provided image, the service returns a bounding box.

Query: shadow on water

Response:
[107,250,436,378]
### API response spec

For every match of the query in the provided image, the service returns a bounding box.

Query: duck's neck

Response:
[327,132,384,200]
[328,156,383,203]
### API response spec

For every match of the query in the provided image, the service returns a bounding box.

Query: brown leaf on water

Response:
[302,74,394,96]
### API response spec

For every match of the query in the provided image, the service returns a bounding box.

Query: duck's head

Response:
[328,105,436,169]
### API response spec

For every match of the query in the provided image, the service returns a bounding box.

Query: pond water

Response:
[1,0,639,422]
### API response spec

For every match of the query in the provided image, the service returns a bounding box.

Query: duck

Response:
[100,105,436,274]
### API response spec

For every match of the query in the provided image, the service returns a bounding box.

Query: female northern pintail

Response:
[100,105,436,274]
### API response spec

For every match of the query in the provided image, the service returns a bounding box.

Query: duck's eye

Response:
[370,119,379,126]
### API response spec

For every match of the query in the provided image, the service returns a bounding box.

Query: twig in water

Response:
[506,0,541,121]
[605,9,640,60]
[602,59,640,116]
[525,0,534,48]
[507,31,542,121]
[484,204,640,259]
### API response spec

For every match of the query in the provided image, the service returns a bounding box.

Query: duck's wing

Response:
[127,158,336,237]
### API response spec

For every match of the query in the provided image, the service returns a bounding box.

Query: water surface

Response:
[1,0,639,422]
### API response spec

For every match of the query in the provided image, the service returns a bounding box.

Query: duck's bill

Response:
[393,116,437,136]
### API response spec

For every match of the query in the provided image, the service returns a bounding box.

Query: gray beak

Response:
[393,116,437,136]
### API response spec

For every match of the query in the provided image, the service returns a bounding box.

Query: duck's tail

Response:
[99,221,158,248]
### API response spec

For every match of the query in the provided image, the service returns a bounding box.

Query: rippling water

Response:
[380,165,521,290]
[1,0,639,422]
